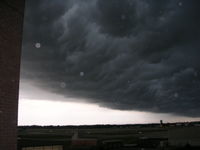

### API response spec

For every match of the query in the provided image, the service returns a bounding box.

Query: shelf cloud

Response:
[21,0,200,117]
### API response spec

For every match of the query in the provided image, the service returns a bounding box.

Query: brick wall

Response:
[0,0,25,150]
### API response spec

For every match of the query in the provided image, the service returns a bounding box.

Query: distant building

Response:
[71,131,97,148]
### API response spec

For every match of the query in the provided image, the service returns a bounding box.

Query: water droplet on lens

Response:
[60,82,66,88]
[80,72,84,77]
[121,15,126,20]
[35,42,41,48]
[178,2,182,6]
[174,93,179,98]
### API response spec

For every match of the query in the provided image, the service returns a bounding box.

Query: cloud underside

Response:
[21,0,200,117]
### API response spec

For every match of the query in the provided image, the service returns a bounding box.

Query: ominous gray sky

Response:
[21,0,200,118]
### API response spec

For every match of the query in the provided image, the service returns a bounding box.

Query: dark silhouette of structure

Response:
[0,0,25,149]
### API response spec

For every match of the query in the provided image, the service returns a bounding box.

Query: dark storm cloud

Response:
[21,0,200,117]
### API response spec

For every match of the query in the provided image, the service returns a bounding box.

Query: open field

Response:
[18,122,200,150]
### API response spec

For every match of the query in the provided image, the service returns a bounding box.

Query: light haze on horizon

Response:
[18,81,200,125]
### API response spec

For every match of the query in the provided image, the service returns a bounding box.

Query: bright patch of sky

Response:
[18,83,200,125]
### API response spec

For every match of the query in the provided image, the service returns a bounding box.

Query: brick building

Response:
[0,0,25,150]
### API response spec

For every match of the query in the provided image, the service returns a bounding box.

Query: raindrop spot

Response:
[121,15,126,20]
[178,2,183,6]
[174,93,179,98]
[60,82,66,88]
[80,72,84,77]
[35,42,41,48]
